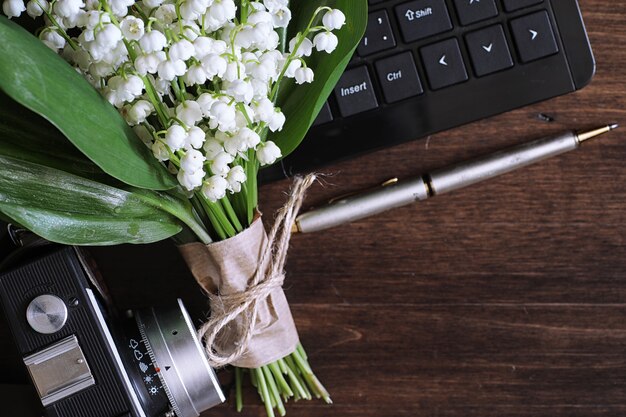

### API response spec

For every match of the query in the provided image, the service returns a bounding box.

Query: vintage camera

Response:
[0,227,224,417]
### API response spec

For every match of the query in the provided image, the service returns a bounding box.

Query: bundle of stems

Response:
[235,344,331,417]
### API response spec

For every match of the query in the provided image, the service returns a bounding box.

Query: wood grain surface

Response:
[1,1,625,416]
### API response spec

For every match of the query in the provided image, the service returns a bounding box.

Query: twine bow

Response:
[197,174,317,367]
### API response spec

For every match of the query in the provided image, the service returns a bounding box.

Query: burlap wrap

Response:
[178,217,299,368]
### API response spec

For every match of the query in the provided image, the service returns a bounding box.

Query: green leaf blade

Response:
[270,0,368,158]
[0,155,183,245]
[0,16,176,191]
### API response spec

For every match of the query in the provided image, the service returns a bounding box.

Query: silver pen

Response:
[293,124,619,234]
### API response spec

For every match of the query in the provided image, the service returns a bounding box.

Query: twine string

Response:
[197,174,317,367]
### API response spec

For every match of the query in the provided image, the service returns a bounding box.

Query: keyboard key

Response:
[420,38,468,90]
[465,25,514,76]
[313,102,333,126]
[453,0,498,26]
[334,66,379,117]
[502,0,543,12]
[358,10,396,57]
[395,0,453,43]
[510,11,559,63]
[375,52,424,103]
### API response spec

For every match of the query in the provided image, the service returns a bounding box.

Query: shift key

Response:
[334,66,379,117]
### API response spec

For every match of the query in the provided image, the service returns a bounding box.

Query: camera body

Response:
[0,241,223,417]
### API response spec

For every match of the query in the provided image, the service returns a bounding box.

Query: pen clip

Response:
[328,178,399,204]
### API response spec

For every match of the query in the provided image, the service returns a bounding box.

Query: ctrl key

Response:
[334,66,379,117]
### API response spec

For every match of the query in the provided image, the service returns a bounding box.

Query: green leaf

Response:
[269,0,367,158]
[0,91,111,182]
[0,155,184,245]
[0,16,176,191]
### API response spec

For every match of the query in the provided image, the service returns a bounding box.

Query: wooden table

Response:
[1,1,625,416]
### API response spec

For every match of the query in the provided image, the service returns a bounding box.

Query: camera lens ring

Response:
[135,300,224,417]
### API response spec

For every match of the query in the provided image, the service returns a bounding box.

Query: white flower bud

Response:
[283,58,301,78]
[53,0,83,18]
[134,51,165,75]
[184,64,207,85]
[185,126,206,149]
[165,124,187,151]
[294,67,314,84]
[197,93,217,116]
[288,37,312,57]
[3,0,25,18]
[237,127,261,149]
[226,79,254,104]
[169,39,195,61]
[202,175,228,202]
[201,54,228,80]
[180,149,206,172]
[178,168,205,191]
[253,97,275,123]
[203,139,223,160]
[139,30,167,53]
[256,140,281,166]
[154,3,176,23]
[41,30,66,50]
[313,31,338,53]
[25,0,47,17]
[152,141,170,161]
[322,9,346,31]
[175,100,203,126]
[223,134,247,156]
[210,151,234,176]
[208,101,237,132]
[226,165,246,193]
[268,110,285,132]
[126,100,154,125]
[120,16,144,40]
[157,59,186,81]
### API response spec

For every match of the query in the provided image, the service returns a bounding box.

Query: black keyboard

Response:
[261,0,595,182]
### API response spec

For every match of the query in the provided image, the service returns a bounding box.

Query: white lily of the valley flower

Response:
[178,168,205,190]
[256,140,281,165]
[201,53,228,80]
[180,149,206,172]
[294,67,314,84]
[176,100,203,126]
[165,124,187,151]
[157,58,186,81]
[25,0,47,17]
[139,30,167,52]
[41,30,66,50]
[151,141,170,161]
[210,151,234,176]
[203,139,223,160]
[54,0,83,18]
[268,110,286,132]
[226,165,246,192]
[202,175,228,202]
[322,9,346,31]
[120,15,144,40]
[208,101,237,132]
[134,51,166,75]
[169,39,195,61]
[289,37,313,57]
[3,0,25,18]
[185,126,206,149]
[313,31,338,53]
[126,100,154,125]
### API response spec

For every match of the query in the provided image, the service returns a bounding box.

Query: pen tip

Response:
[609,123,619,130]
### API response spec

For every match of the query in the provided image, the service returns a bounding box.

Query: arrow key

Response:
[510,11,559,63]
[465,24,514,77]
[420,38,468,90]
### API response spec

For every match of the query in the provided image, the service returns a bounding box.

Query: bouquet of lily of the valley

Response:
[0,0,366,415]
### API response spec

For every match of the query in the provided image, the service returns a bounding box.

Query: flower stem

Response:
[235,367,243,412]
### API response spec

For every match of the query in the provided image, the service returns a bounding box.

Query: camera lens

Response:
[117,300,224,417]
